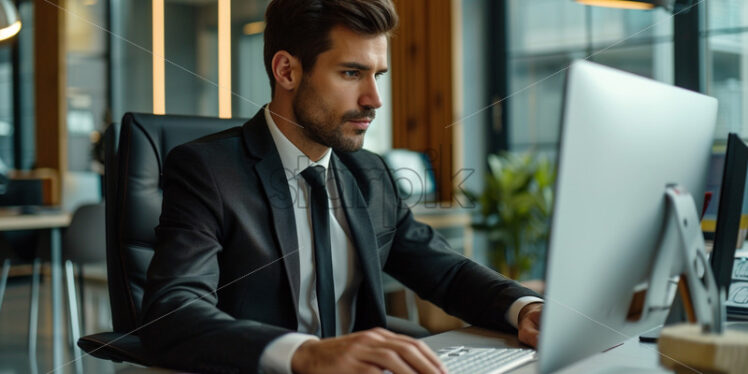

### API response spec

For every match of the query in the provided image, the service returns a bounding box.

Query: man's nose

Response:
[359,75,383,109]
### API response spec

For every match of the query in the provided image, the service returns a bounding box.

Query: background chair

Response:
[0,178,50,374]
[381,149,437,205]
[7,201,108,374]
[60,202,106,374]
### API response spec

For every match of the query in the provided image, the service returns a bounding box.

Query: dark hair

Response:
[263,0,398,95]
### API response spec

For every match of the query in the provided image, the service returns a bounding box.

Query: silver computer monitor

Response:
[538,60,718,373]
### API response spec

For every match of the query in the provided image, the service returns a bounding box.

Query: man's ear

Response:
[272,51,302,92]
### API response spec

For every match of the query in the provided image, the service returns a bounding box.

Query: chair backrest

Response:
[381,149,437,203]
[105,112,246,333]
[63,202,106,264]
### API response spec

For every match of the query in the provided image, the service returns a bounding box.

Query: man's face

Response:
[292,26,388,152]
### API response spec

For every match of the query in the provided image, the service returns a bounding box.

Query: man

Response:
[140,0,543,373]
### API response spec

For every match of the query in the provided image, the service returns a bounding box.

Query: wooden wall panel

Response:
[391,0,427,151]
[427,0,454,203]
[391,0,454,201]
[34,0,66,205]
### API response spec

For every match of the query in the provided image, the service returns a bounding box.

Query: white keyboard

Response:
[437,346,536,374]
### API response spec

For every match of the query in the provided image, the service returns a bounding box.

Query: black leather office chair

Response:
[78,113,247,365]
[78,112,429,367]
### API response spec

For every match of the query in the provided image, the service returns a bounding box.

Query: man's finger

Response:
[529,310,542,325]
[519,324,540,348]
[376,339,445,374]
[374,331,445,372]
[357,347,418,374]
[529,328,539,347]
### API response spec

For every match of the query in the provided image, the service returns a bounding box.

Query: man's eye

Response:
[343,70,360,79]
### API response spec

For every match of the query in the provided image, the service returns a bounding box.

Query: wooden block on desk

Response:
[658,323,748,374]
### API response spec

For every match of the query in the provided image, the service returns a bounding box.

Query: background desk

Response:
[384,204,474,327]
[422,326,672,373]
[0,209,71,372]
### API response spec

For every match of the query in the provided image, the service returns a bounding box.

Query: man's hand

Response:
[517,302,543,348]
[291,327,447,374]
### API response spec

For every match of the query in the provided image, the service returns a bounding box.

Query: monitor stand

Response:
[640,185,726,343]
[639,295,689,343]
[643,185,722,331]
[638,326,662,343]
[648,186,748,373]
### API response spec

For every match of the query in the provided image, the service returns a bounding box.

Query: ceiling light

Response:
[0,0,22,42]
[576,0,697,13]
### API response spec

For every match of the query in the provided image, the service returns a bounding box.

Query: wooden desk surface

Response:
[0,208,71,230]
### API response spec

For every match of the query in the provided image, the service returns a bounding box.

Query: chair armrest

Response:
[78,332,153,367]
[80,322,427,368]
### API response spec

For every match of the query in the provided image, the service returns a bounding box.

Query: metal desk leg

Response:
[29,258,40,374]
[51,228,63,372]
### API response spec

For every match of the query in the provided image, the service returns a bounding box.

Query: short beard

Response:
[292,77,374,153]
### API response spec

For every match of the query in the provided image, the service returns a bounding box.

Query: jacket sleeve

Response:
[379,156,540,333]
[139,144,292,373]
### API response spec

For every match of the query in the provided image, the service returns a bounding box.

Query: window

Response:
[703,0,748,139]
[163,0,219,116]
[505,0,674,153]
[108,0,392,153]
[110,0,153,120]
[67,0,109,173]
[0,45,12,166]
[14,0,34,170]
[234,0,272,119]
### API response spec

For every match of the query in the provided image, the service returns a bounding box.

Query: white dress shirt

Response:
[258,105,543,374]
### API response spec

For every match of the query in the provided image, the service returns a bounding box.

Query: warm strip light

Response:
[576,0,656,9]
[218,0,231,118]
[152,0,165,115]
[243,21,265,36]
[0,20,21,41]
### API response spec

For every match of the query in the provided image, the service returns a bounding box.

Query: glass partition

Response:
[703,0,748,139]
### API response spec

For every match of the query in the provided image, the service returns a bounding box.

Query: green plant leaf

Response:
[471,151,557,279]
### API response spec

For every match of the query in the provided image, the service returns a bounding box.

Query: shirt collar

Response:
[265,104,332,181]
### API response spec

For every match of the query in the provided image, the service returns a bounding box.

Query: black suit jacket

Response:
[140,109,539,373]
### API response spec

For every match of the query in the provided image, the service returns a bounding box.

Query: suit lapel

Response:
[331,154,386,327]
[242,109,301,315]
[241,109,386,328]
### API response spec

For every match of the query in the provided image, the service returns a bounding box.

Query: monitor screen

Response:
[711,133,748,317]
[538,60,718,373]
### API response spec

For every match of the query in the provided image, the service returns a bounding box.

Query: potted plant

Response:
[465,152,555,280]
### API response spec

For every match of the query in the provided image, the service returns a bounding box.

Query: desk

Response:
[0,209,71,372]
[114,326,673,373]
[423,326,672,373]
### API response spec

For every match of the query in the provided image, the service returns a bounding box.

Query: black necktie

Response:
[301,165,336,338]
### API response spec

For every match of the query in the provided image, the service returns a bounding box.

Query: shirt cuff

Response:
[259,332,319,374]
[505,296,544,328]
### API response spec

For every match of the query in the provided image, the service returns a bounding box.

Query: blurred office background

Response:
[0,0,747,372]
